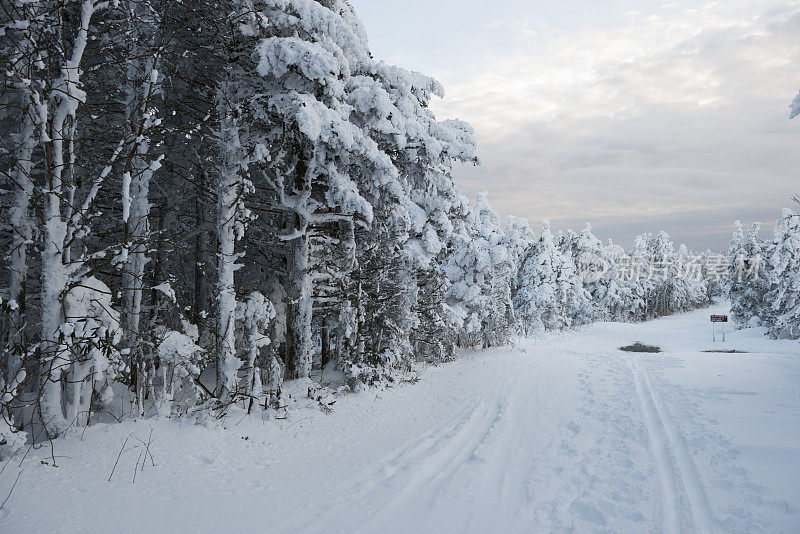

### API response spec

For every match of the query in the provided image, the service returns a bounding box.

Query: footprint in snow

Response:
[569,499,607,526]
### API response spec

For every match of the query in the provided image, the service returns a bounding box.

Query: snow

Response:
[1,303,798,532]
[152,282,176,304]
[256,37,341,88]
[263,0,371,71]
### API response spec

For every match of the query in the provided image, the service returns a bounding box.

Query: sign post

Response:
[711,315,728,342]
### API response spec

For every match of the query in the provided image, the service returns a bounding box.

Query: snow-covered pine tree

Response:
[471,192,514,346]
[109,0,176,413]
[730,222,768,327]
[442,192,514,348]
[596,239,633,321]
[729,221,745,257]
[236,292,276,405]
[699,249,727,300]
[345,59,478,371]
[407,119,478,361]
[672,244,708,312]
[766,209,800,338]
[645,231,675,317]
[345,63,445,377]
[626,234,653,321]
[33,0,105,434]
[248,0,393,381]
[728,221,746,299]
[729,221,747,321]
[514,220,588,332]
[445,196,490,347]
[504,215,535,299]
[565,224,607,323]
[213,94,253,401]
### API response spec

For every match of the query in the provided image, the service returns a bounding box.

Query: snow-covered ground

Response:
[1,303,798,533]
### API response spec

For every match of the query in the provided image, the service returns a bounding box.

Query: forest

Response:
[0,0,798,461]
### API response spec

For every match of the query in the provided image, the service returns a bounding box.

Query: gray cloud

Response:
[431,0,800,250]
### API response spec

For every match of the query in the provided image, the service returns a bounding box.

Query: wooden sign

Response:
[710,315,728,323]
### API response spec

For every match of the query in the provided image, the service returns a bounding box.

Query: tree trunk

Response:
[38,0,98,436]
[321,322,331,369]
[285,233,312,379]
[214,113,242,401]
[5,88,36,382]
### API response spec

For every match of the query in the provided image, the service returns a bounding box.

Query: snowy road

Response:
[2,304,799,533]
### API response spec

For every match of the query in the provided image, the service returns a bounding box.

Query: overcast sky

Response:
[349,0,800,250]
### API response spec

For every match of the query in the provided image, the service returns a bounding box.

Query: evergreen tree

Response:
[514,220,588,331]
[731,222,768,327]
[766,209,800,338]
[504,216,535,298]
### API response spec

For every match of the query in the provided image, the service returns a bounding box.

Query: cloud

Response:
[429,0,800,249]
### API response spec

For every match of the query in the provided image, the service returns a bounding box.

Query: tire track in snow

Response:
[628,357,681,534]
[641,361,716,534]
[362,369,519,530]
[281,405,481,532]
[356,350,553,532]
[629,357,715,534]
[283,358,516,533]
[464,351,562,529]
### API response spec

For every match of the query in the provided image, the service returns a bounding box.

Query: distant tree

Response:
[514,220,588,332]
[766,209,800,338]
[504,216,535,296]
[730,223,768,327]
[596,239,634,321]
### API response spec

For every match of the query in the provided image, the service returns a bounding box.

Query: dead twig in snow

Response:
[108,434,133,482]
[0,470,23,510]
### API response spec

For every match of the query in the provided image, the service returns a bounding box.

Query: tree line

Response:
[1,0,719,456]
[729,208,800,339]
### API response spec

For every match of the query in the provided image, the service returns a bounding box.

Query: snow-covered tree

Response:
[728,221,747,317]
[596,239,634,321]
[514,220,589,332]
[0,0,170,434]
[236,292,276,405]
[443,193,513,348]
[730,222,768,327]
[766,209,800,338]
[562,224,607,323]
[445,197,491,347]
[249,1,391,381]
[59,278,124,426]
[671,244,707,312]
[346,64,447,375]
[729,220,745,284]
[504,216,535,300]
[213,96,254,402]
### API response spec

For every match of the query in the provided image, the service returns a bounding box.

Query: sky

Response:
[349,0,800,250]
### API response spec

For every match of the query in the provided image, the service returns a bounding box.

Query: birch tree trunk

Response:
[39,0,97,434]
[121,53,159,409]
[214,110,244,402]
